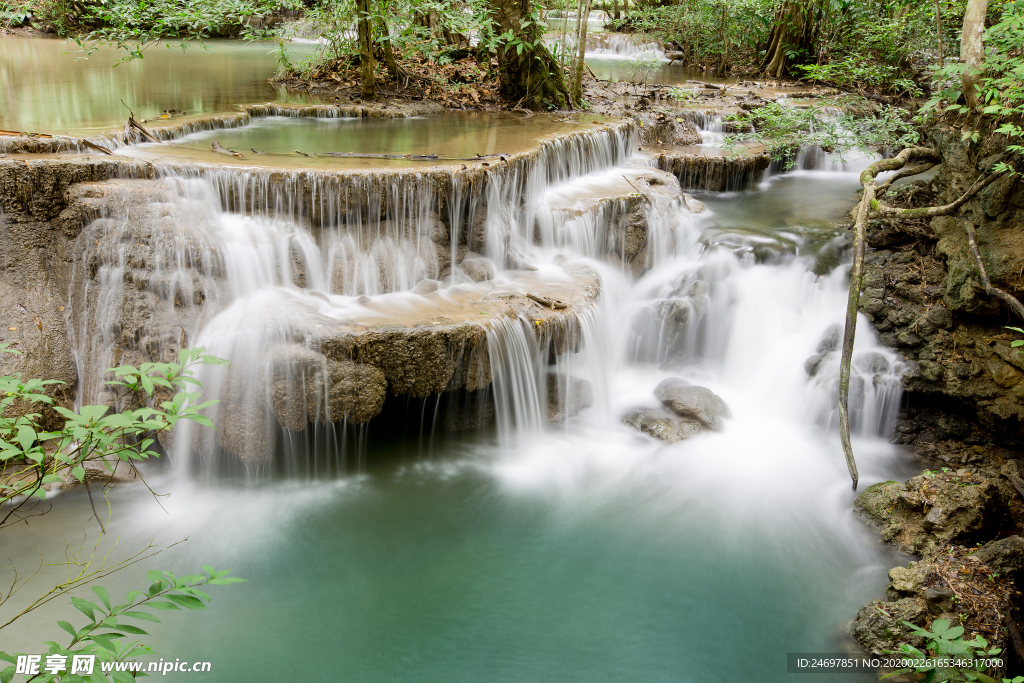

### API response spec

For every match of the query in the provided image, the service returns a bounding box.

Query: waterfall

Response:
[487,316,545,439]
[60,111,904,479]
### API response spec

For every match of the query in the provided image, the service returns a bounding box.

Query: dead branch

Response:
[125,117,161,144]
[211,140,244,159]
[80,140,113,155]
[526,293,569,309]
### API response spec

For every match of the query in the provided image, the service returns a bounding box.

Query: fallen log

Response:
[212,141,244,158]
[526,293,569,309]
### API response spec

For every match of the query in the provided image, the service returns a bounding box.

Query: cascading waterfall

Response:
[64,112,905,481]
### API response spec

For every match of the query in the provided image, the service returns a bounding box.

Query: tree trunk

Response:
[569,0,584,81]
[377,18,399,82]
[960,0,988,110]
[570,0,593,103]
[761,0,818,78]
[612,0,619,20]
[356,0,375,99]
[935,0,944,68]
[489,0,571,109]
[715,0,728,78]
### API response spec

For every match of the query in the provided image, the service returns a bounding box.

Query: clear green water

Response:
[123,113,604,168]
[4,422,901,683]
[0,36,319,135]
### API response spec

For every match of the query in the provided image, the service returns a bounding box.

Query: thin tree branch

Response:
[966,222,1024,321]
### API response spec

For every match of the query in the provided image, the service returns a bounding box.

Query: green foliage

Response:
[48,0,302,61]
[603,0,960,85]
[1006,326,1024,350]
[667,85,701,103]
[723,99,920,167]
[919,0,1023,177]
[623,52,661,92]
[0,344,225,528]
[607,0,773,70]
[882,618,1006,683]
[0,566,244,682]
[798,57,922,95]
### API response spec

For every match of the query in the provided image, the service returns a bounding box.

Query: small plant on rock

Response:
[883,618,1005,682]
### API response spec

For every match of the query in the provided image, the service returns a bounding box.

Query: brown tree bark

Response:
[356,0,375,99]
[761,0,820,78]
[488,0,570,109]
[715,0,728,78]
[960,0,988,110]
[377,17,399,82]
[570,0,593,104]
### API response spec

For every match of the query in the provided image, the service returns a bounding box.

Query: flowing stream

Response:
[2,42,916,682]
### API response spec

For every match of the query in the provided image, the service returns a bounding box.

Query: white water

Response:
[0,112,918,681]
[62,113,906,488]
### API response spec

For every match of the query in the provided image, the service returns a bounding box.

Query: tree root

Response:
[837,147,1012,490]
[966,222,1024,320]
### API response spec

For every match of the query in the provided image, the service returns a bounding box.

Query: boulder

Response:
[623,407,703,443]
[546,374,593,422]
[461,256,495,283]
[682,193,705,214]
[653,378,730,430]
[854,472,1006,557]
[850,598,927,656]
[973,536,1024,582]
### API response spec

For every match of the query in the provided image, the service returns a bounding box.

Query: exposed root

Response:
[838,147,1021,490]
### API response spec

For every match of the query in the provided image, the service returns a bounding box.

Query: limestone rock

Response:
[854,473,1005,557]
[623,407,704,443]
[653,378,730,430]
[973,536,1024,581]
[546,374,593,422]
[850,598,927,656]
[682,193,705,214]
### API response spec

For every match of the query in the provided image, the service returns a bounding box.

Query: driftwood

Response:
[125,117,160,144]
[211,141,244,158]
[526,293,569,309]
[837,147,1017,490]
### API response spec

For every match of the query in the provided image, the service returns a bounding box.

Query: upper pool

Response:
[0,36,320,135]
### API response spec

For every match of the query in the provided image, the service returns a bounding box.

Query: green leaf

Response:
[120,610,160,623]
[93,586,112,610]
[57,620,78,638]
[113,624,148,635]
[85,634,117,652]
[144,601,181,611]
[71,597,100,621]
[165,594,206,609]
